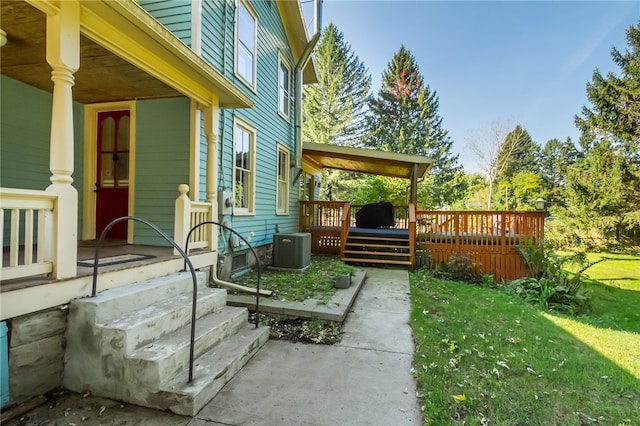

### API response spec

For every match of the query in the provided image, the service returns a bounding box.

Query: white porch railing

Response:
[1,188,56,281]
[174,184,215,254]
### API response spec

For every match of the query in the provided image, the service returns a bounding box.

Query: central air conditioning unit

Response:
[272,232,311,270]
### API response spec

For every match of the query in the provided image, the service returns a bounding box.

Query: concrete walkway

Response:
[196,267,421,425]
[3,268,420,425]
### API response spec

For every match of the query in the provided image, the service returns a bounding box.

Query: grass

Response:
[409,251,640,425]
[570,251,640,333]
[235,251,640,423]
[234,255,348,304]
[237,255,351,344]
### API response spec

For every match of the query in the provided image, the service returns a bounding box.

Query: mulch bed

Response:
[250,313,342,345]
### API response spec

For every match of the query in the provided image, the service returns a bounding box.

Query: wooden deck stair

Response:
[341,231,412,267]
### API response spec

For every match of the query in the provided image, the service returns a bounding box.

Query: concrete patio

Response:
[2,267,421,425]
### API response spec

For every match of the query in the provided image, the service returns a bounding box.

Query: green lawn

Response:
[410,251,640,425]
[576,251,640,333]
[234,255,345,303]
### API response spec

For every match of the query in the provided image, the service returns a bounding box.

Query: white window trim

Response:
[235,0,258,91]
[276,144,290,215]
[277,52,291,121]
[233,116,256,216]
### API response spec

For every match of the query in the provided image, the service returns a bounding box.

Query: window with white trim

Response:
[276,145,290,214]
[236,1,257,88]
[278,55,291,119]
[233,118,256,214]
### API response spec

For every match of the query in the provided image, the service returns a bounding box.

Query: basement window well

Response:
[231,251,250,279]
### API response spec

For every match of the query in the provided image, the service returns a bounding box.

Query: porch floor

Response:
[1,241,177,293]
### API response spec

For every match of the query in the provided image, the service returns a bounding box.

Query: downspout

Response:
[294,0,322,168]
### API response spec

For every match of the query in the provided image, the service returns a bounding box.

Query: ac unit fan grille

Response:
[272,232,311,269]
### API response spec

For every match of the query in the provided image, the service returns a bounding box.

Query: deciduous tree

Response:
[466,120,530,209]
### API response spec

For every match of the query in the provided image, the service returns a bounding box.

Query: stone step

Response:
[64,270,270,417]
[65,271,214,396]
[100,286,228,353]
[127,306,251,388]
[75,271,208,324]
[156,323,270,416]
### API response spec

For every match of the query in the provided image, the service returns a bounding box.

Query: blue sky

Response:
[302,1,639,173]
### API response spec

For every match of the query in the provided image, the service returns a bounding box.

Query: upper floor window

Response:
[236,1,257,88]
[278,54,291,119]
[234,118,256,214]
[276,145,290,214]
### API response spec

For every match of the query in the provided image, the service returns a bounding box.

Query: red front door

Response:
[96,110,130,240]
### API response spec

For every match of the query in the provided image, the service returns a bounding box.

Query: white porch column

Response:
[204,106,220,204]
[45,2,80,279]
[204,106,220,249]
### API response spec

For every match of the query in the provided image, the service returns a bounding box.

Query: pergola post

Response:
[409,163,418,205]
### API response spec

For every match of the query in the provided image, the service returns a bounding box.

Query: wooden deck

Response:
[415,210,544,281]
[299,201,544,281]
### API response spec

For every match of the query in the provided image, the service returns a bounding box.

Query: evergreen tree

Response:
[495,126,541,180]
[567,21,640,241]
[566,140,640,239]
[539,137,580,206]
[365,46,464,207]
[303,23,372,146]
[575,21,640,159]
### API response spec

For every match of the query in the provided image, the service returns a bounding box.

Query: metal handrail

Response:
[90,216,199,382]
[183,221,261,328]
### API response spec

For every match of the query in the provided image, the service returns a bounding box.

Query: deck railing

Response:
[299,201,348,254]
[1,188,56,281]
[297,202,543,279]
[347,205,409,228]
[174,184,215,254]
[415,210,544,281]
[299,201,413,256]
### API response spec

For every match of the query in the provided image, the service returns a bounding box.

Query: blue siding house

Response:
[0,0,319,413]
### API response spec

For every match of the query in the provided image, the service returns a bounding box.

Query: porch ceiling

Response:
[301,142,434,180]
[0,0,253,108]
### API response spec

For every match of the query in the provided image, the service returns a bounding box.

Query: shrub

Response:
[430,252,483,284]
[544,215,585,250]
[509,241,602,314]
[447,252,475,281]
[505,277,591,314]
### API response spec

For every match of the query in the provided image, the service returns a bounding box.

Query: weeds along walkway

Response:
[227,269,367,322]
[195,267,421,425]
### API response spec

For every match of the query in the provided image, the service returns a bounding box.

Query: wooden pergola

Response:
[301,142,434,203]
